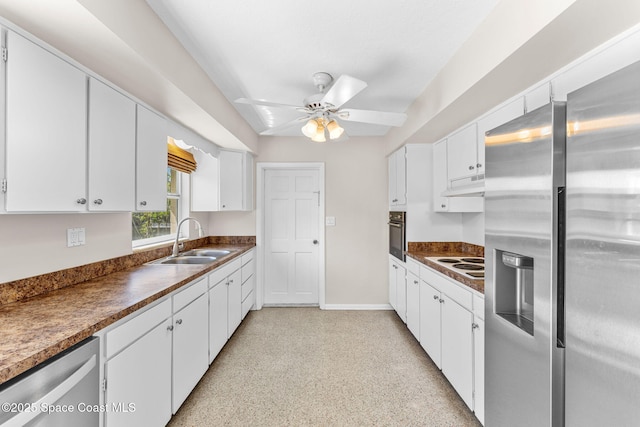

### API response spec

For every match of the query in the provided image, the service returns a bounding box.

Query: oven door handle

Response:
[388,222,403,228]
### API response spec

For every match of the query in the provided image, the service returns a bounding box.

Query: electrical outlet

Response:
[67,228,86,247]
[325,216,336,226]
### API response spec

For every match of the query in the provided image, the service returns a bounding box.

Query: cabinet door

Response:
[446,124,477,183]
[88,78,135,211]
[473,317,485,424]
[419,280,442,369]
[432,140,449,212]
[219,150,243,210]
[136,105,167,211]
[209,277,228,363]
[172,293,209,413]
[396,263,407,324]
[406,271,420,340]
[105,318,172,427]
[5,31,87,212]
[441,294,474,408]
[388,257,398,311]
[191,151,220,211]
[227,268,243,338]
[476,97,524,177]
[388,153,397,207]
[394,148,407,205]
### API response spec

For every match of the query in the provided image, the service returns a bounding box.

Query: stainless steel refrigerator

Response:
[484,60,640,426]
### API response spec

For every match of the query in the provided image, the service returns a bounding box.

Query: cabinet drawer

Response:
[241,274,255,301]
[420,266,473,311]
[241,257,255,284]
[173,277,207,313]
[208,258,242,287]
[473,294,485,320]
[241,249,254,266]
[406,257,421,277]
[242,290,255,319]
[106,299,171,359]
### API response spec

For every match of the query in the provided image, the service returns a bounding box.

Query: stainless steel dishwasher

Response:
[0,337,99,426]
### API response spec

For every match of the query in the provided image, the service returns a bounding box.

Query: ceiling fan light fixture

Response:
[327,120,344,140]
[301,119,318,138]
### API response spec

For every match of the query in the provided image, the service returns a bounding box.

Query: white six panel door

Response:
[264,169,320,305]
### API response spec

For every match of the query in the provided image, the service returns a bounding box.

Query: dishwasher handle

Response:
[3,354,96,427]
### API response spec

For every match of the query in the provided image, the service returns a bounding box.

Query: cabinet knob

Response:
[439,298,445,303]
[433,295,439,300]
[414,280,419,284]
[176,319,183,325]
[313,239,319,245]
[222,204,226,208]
[93,198,103,205]
[139,200,147,206]
[441,204,446,208]
[76,198,87,205]
[229,279,234,284]
[476,163,482,168]
[468,165,475,170]
[472,323,479,330]
[167,325,174,331]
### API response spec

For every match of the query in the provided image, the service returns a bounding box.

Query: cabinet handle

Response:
[476,163,482,168]
[167,325,174,331]
[433,295,439,300]
[176,319,183,325]
[472,323,479,330]
[76,198,87,205]
[468,165,475,170]
[93,199,103,205]
[139,201,147,206]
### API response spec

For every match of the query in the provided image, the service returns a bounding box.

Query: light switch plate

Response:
[325,216,336,226]
[67,227,86,247]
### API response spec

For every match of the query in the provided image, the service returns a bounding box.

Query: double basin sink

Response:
[149,249,231,265]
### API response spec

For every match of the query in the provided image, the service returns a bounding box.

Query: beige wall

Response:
[249,136,390,305]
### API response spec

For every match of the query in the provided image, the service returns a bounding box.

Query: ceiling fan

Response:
[235,72,407,142]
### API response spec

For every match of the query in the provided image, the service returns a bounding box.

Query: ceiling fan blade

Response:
[259,115,310,136]
[320,75,368,109]
[235,98,306,112]
[338,109,407,127]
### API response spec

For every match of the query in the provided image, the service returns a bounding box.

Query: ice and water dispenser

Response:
[495,250,534,336]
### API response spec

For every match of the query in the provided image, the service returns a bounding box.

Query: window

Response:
[132,168,181,247]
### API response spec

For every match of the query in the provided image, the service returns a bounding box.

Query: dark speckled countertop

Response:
[0,241,254,386]
[405,242,484,294]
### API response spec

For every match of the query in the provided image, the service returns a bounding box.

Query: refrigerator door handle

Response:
[556,186,566,348]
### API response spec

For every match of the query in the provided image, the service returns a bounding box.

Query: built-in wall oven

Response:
[389,211,406,261]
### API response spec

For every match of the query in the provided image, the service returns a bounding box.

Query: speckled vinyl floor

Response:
[168,307,482,427]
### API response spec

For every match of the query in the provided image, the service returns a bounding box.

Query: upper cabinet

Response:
[388,147,406,209]
[219,149,254,211]
[433,139,483,213]
[446,123,478,186]
[136,105,168,212]
[476,97,525,166]
[88,78,136,211]
[4,31,87,212]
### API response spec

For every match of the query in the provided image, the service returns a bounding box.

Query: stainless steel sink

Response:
[180,249,231,258]
[150,255,217,265]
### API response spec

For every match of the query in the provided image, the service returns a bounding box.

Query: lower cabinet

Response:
[473,317,485,425]
[419,279,442,369]
[171,279,209,413]
[100,250,255,426]
[406,270,420,340]
[389,255,407,323]
[441,294,474,408]
[241,249,256,319]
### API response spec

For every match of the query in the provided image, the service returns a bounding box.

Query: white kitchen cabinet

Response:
[473,316,485,425]
[209,257,243,338]
[171,278,209,413]
[441,293,474,409]
[4,31,87,212]
[432,139,484,213]
[136,104,167,211]
[219,149,254,211]
[209,274,228,363]
[446,123,478,185]
[525,83,552,113]
[388,147,407,209]
[389,255,406,323]
[419,279,442,368]
[241,249,256,319]
[104,300,172,427]
[476,97,525,175]
[190,151,220,212]
[406,270,420,340]
[88,78,136,211]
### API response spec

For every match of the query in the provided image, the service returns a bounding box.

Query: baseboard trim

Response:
[322,304,393,311]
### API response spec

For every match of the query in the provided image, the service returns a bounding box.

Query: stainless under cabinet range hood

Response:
[484,59,640,427]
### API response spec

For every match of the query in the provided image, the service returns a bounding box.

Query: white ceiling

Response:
[146,0,499,137]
